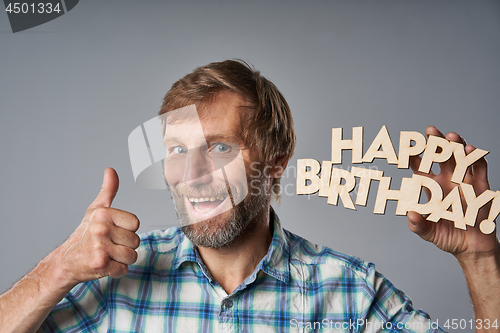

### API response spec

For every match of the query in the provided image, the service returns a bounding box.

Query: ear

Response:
[271,155,290,179]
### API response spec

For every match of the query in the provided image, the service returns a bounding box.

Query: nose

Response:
[182,146,213,186]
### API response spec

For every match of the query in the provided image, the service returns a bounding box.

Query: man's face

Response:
[163,92,270,248]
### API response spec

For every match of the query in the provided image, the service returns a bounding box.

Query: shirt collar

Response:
[172,231,197,270]
[259,209,290,283]
[172,209,290,284]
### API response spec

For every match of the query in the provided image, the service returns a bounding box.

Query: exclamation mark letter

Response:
[479,192,500,234]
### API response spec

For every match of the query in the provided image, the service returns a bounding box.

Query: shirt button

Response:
[224,299,233,309]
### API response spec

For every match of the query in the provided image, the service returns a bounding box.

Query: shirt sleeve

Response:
[40,278,109,333]
[358,263,446,333]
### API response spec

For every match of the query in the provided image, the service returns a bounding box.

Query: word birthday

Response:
[296,126,500,234]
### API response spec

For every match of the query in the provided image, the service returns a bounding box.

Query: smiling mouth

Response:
[188,195,228,213]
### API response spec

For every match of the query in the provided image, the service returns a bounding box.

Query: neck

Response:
[196,206,273,295]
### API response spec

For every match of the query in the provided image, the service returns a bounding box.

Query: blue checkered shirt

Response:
[40,211,444,332]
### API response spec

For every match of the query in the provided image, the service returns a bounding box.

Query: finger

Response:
[110,226,141,249]
[409,154,436,177]
[445,131,465,145]
[409,154,422,174]
[89,168,119,210]
[438,132,462,174]
[108,244,138,266]
[105,260,129,279]
[424,126,455,174]
[448,132,469,177]
[90,207,140,232]
[462,145,476,182]
[425,125,445,139]
[86,244,129,279]
[409,155,433,199]
[473,157,489,187]
[407,211,435,243]
[465,145,490,187]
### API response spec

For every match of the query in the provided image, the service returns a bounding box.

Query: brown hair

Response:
[159,59,295,201]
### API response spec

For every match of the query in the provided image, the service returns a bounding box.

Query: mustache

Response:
[172,183,235,199]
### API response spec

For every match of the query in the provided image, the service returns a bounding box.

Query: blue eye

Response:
[172,146,187,154]
[211,143,230,153]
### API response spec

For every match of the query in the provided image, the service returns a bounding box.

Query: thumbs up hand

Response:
[53,168,141,288]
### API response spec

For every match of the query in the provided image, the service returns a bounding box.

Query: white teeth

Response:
[187,194,227,214]
[188,195,225,203]
[188,195,227,213]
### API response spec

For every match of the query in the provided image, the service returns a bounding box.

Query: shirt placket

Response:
[218,296,236,333]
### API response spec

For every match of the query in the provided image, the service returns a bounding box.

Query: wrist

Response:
[36,249,77,299]
[455,242,500,278]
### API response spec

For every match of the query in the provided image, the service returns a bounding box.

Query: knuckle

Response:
[109,264,128,279]
[90,222,109,237]
[90,255,109,271]
[132,234,141,249]
[129,249,138,264]
[91,207,109,221]
[129,214,140,231]
[118,265,129,277]
[122,248,137,265]
[92,243,107,257]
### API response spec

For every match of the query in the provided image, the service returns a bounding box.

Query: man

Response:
[0,60,498,332]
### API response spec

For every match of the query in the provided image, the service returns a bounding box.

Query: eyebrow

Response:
[163,137,181,145]
[203,134,241,143]
[163,134,243,146]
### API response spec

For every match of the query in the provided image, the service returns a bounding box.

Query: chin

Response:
[180,201,261,249]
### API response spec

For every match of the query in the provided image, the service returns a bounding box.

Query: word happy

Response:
[296,126,500,234]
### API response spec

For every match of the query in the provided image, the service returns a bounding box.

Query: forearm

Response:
[457,243,500,333]
[0,250,74,333]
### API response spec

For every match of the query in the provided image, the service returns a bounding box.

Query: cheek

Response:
[164,161,184,187]
[221,157,249,195]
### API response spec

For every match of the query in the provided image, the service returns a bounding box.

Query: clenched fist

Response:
[53,168,140,287]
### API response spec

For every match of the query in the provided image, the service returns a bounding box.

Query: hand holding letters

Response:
[297,125,499,235]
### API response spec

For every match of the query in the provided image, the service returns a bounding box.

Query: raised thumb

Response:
[90,168,119,208]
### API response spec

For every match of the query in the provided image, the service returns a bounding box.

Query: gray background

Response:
[1,0,499,331]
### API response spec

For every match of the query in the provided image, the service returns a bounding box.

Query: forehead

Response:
[164,92,247,142]
[201,91,246,132]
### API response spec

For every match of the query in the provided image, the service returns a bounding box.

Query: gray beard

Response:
[169,178,269,249]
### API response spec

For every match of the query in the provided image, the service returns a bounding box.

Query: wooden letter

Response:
[407,175,444,215]
[479,193,500,234]
[327,167,356,210]
[418,135,454,174]
[331,127,363,164]
[460,183,497,228]
[362,125,398,165]
[351,166,383,206]
[296,159,321,195]
[451,144,489,184]
[319,161,333,197]
[398,131,427,169]
[373,176,416,215]
[427,186,465,229]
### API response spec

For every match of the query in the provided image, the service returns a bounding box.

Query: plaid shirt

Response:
[41,211,444,333]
